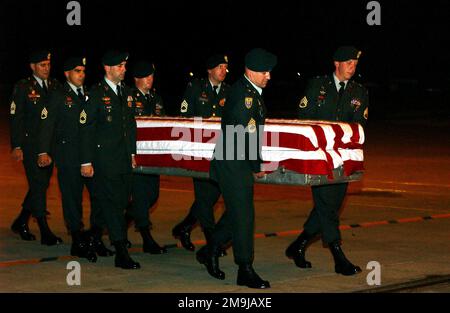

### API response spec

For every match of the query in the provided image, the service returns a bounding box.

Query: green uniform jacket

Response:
[180,78,229,118]
[79,79,137,177]
[38,82,89,167]
[297,74,369,126]
[10,76,61,151]
[130,87,165,117]
[210,76,266,185]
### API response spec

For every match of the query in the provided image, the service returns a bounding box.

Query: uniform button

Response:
[213,105,216,108]
[212,113,216,117]
[62,140,66,144]
[97,144,101,148]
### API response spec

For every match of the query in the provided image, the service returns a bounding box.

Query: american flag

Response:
[135,117,364,179]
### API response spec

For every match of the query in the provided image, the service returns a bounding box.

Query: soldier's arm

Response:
[297,78,318,120]
[79,87,99,168]
[38,90,59,156]
[180,81,197,117]
[155,94,165,116]
[9,82,26,151]
[352,87,369,127]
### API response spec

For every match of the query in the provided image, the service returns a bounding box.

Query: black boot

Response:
[196,245,225,280]
[89,226,114,256]
[11,208,36,241]
[285,231,313,268]
[37,216,63,246]
[237,264,271,289]
[203,228,227,257]
[329,242,362,276]
[139,226,167,254]
[70,231,97,262]
[113,241,141,269]
[172,212,197,251]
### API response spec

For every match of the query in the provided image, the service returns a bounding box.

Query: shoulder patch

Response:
[245,97,253,109]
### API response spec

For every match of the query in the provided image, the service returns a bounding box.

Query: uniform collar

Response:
[104,76,122,95]
[208,79,222,94]
[243,75,262,95]
[67,81,83,95]
[333,73,348,92]
[33,74,47,89]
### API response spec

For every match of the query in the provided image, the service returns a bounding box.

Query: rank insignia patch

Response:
[180,100,188,113]
[10,101,16,115]
[40,107,48,119]
[299,96,308,108]
[245,97,253,109]
[248,118,256,133]
[79,109,87,124]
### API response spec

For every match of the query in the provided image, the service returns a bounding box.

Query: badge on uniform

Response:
[247,118,256,133]
[10,101,16,115]
[245,97,253,109]
[180,100,188,113]
[299,96,308,108]
[107,116,113,122]
[66,96,73,108]
[351,98,361,111]
[127,96,133,102]
[102,97,111,105]
[79,109,87,124]
[364,107,369,120]
[219,98,226,107]
[41,107,48,120]
[135,102,143,108]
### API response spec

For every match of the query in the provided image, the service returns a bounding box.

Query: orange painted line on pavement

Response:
[1,212,449,268]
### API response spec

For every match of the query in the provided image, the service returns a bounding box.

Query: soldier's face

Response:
[30,60,51,80]
[335,59,358,81]
[208,63,228,84]
[105,61,127,83]
[135,74,154,92]
[65,66,85,87]
[246,69,271,88]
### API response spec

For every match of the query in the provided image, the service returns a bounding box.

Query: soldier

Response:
[127,60,167,254]
[286,46,369,276]
[173,54,230,253]
[37,57,113,262]
[196,48,276,289]
[80,50,140,269]
[9,49,63,245]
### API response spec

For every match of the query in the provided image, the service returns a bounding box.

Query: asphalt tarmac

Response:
[0,111,449,293]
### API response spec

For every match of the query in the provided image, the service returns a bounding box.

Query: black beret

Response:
[333,46,362,62]
[63,56,86,71]
[206,54,228,70]
[132,60,155,78]
[29,50,51,63]
[245,48,277,72]
[102,50,129,66]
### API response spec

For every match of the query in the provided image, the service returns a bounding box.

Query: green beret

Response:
[29,49,51,63]
[206,54,228,70]
[102,50,129,66]
[132,60,155,78]
[63,56,86,71]
[333,46,362,62]
[245,48,277,72]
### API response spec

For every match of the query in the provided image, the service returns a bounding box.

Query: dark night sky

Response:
[1,0,449,115]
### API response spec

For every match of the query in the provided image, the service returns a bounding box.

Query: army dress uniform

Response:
[79,78,136,245]
[173,66,231,250]
[129,84,165,229]
[38,80,105,236]
[287,46,368,276]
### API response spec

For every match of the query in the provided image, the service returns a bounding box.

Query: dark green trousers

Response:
[191,177,221,230]
[22,146,53,218]
[57,166,104,232]
[130,173,160,228]
[303,182,348,244]
[209,160,255,265]
[94,173,131,242]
